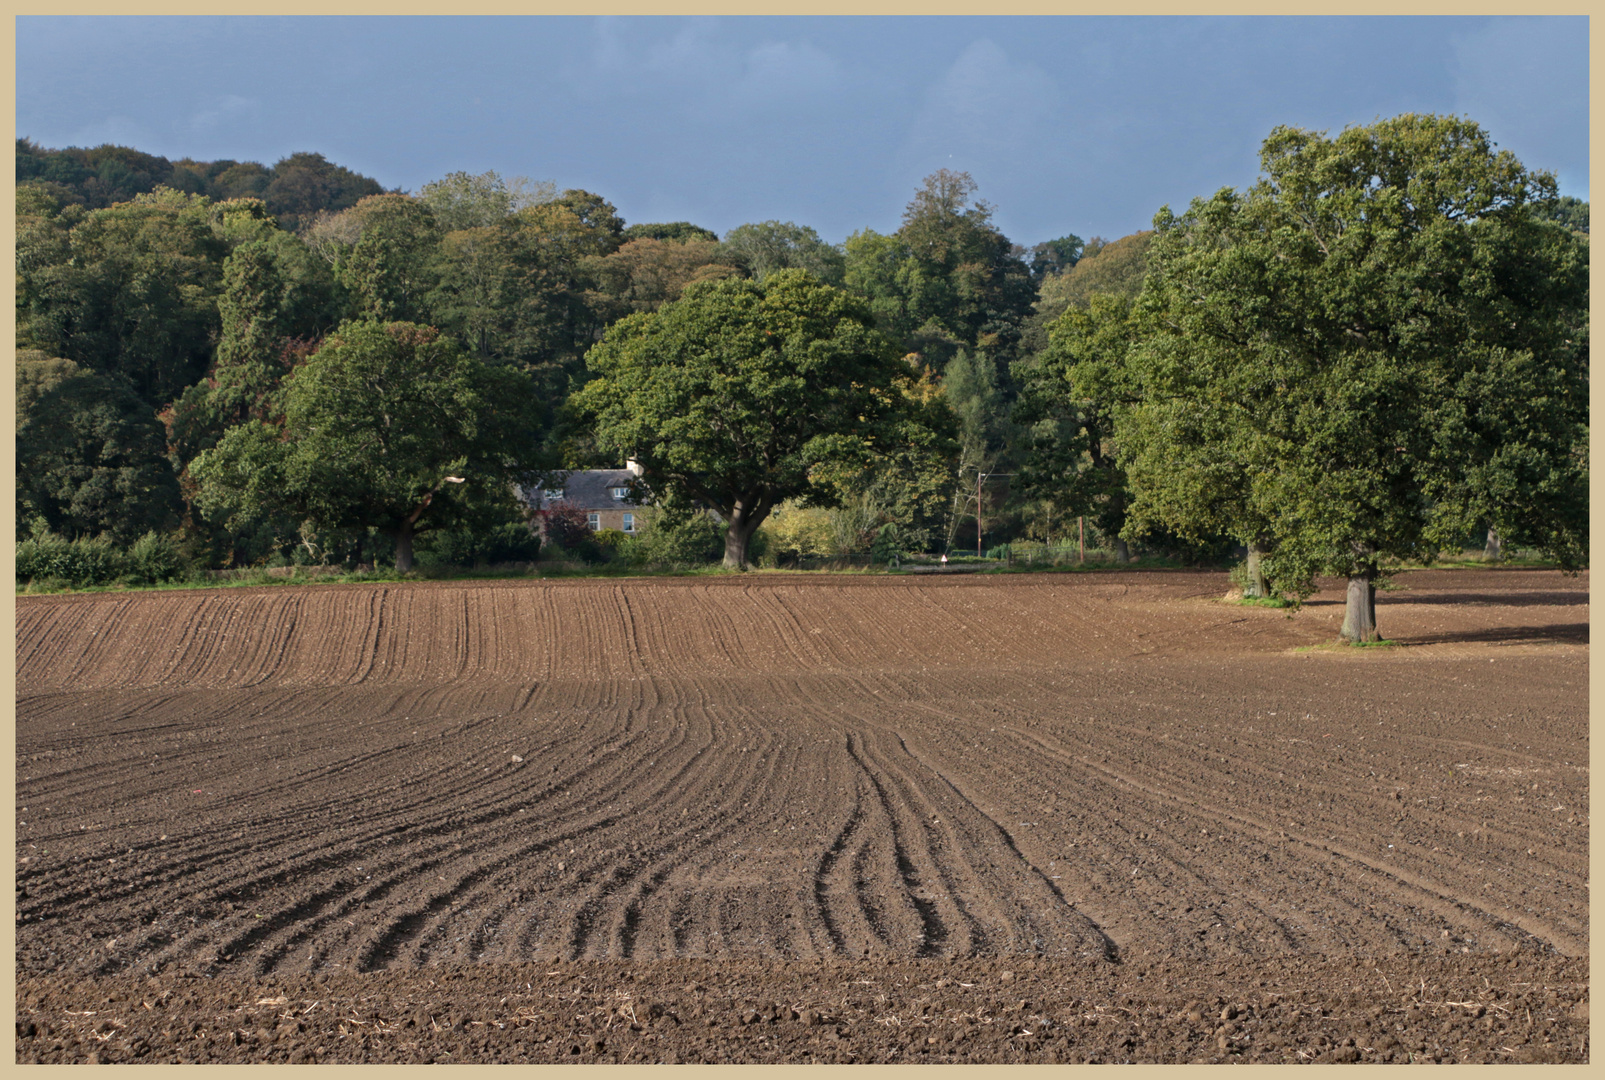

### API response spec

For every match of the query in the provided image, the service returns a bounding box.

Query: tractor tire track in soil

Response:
[16,568,1588,1063]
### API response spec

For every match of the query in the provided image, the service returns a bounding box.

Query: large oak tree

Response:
[572,270,951,567]
[1124,114,1588,640]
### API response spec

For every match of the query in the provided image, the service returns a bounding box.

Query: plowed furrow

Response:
[16,570,1586,980]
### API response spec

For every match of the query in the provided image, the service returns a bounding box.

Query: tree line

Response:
[15,116,1589,639]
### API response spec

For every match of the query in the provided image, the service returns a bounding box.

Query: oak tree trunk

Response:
[394,524,415,573]
[1114,536,1130,564]
[722,498,772,569]
[1340,567,1379,643]
[1244,539,1270,599]
[1484,527,1502,562]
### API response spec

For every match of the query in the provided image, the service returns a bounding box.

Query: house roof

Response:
[524,469,643,511]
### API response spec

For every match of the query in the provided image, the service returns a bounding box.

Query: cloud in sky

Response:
[16,16,1589,244]
[584,17,842,114]
[901,40,1059,173]
[188,94,259,136]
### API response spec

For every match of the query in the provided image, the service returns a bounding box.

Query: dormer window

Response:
[610,486,630,501]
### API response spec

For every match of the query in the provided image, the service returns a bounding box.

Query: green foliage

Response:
[843,171,1036,368]
[335,195,443,323]
[586,238,742,319]
[261,151,386,232]
[1024,231,1153,355]
[417,170,556,230]
[1535,194,1588,234]
[763,500,835,560]
[15,140,387,224]
[16,529,128,588]
[126,530,188,584]
[415,511,541,569]
[1013,295,1136,547]
[1125,113,1589,591]
[163,228,343,469]
[573,270,942,566]
[1226,556,1302,605]
[191,321,544,570]
[720,221,846,285]
[621,513,728,567]
[623,221,720,244]
[1027,234,1085,280]
[17,188,226,405]
[16,352,182,542]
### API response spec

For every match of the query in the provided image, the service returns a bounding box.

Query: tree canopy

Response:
[720,220,846,285]
[572,270,953,566]
[1122,114,1588,638]
[13,128,1587,587]
[190,321,543,571]
[16,351,182,542]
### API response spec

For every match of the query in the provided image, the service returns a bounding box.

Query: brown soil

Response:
[15,567,1588,1063]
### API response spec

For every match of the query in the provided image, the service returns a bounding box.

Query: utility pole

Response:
[974,470,1014,558]
[976,471,984,556]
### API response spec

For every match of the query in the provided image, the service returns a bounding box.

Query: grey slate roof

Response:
[523,469,643,511]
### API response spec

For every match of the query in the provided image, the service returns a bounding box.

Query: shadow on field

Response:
[1389,591,1589,608]
[1399,622,1589,647]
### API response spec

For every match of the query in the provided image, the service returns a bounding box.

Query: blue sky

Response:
[17,16,1589,246]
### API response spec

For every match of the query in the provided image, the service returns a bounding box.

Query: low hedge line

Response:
[16,530,188,588]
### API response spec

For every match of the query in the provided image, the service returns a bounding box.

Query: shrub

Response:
[16,530,128,588]
[535,502,595,554]
[416,519,541,569]
[624,513,726,567]
[870,524,904,564]
[126,530,186,584]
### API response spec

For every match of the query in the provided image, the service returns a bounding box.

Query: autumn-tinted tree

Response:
[573,270,946,567]
[587,238,741,318]
[417,169,556,230]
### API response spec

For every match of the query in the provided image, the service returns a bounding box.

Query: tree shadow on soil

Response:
[1395,623,1589,647]
[1385,592,1589,608]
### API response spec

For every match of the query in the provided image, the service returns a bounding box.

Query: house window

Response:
[587,512,600,531]
[622,513,634,533]
[610,486,630,501]
[547,488,564,502]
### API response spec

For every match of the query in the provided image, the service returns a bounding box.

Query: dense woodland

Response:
[14,118,1590,637]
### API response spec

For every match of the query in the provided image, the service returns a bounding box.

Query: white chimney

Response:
[625,458,645,477]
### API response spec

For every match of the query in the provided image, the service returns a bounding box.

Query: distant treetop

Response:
[1537,194,1588,234]
[15,138,388,229]
[622,221,720,244]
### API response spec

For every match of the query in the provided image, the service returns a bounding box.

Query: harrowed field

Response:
[15,568,1588,1063]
